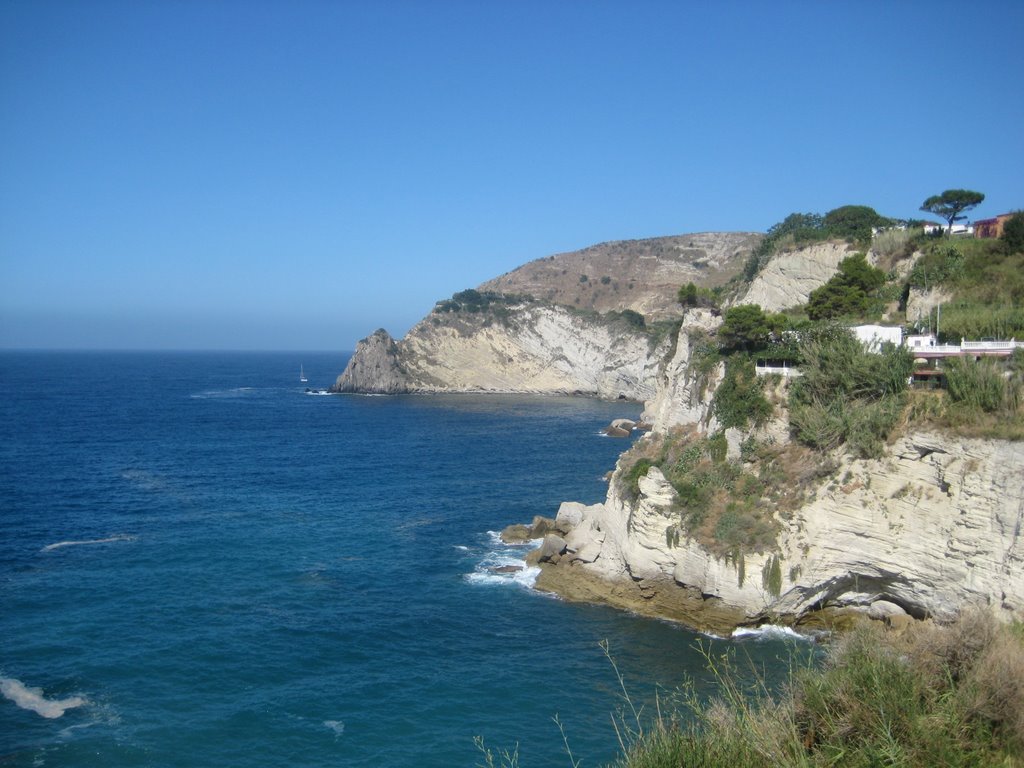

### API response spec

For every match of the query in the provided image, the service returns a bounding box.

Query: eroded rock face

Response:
[333,304,671,399]
[739,242,855,312]
[330,329,410,394]
[539,433,1024,629]
[530,238,1024,630]
[643,308,722,434]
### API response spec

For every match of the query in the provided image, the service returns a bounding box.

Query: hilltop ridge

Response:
[479,232,761,320]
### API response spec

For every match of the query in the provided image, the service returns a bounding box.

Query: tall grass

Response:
[610,611,1024,768]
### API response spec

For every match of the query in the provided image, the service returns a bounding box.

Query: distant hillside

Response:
[478,232,761,321]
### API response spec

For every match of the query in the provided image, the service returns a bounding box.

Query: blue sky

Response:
[2,1,1022,351]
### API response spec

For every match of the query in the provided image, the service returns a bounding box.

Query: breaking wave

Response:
[0,677,88,719]
[465,531,542,589]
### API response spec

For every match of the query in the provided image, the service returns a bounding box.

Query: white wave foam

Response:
[0,677,87,719]
[323,719,345,738]
[454,545,469,551]
[466,564,541,589]
[42,535,135,553]
[485,530,540,548]
[731,625,809,642]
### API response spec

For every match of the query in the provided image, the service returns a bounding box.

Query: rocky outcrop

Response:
[905,286,955,331]
[642,308,723,434]
[331,328,412,394]
[335,225,1023,633]
[738,242,855,312]
[536,432,1024,631]
[333,303,672,399]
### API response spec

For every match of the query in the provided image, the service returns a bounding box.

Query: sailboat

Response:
[300,364,308,383]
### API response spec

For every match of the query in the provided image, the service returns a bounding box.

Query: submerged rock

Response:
[489,565,524,574]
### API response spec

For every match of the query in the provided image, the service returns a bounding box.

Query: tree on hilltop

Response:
[822,205,891,243]
[920,189,985,234]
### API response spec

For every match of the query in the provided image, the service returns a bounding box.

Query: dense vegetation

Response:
[906,236,1024,340]
[744,205,892,280]
[805,253,886,321]
[788,330,912,458]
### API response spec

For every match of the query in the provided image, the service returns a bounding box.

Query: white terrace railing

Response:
[919,344,965,355]
[960,339,1023,351]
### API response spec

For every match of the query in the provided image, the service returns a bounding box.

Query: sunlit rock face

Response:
[332,304,670,399]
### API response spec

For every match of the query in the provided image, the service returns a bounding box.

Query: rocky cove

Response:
[334,232,1024,634]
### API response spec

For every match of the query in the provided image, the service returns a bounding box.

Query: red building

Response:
[974,213,1015,239]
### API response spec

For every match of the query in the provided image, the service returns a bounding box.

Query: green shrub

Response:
[1003,211,1024,253]
[622,458,654,502]
[678,281,719,309]
[907,243,966,289]
[806,253,886,321]
[717,305,786,353]
[788,330,911,458]
[822,204,892,245]
[712,356,773,429]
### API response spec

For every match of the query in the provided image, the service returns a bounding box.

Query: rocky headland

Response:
[331,232,757,397]
[335,229,1024,634]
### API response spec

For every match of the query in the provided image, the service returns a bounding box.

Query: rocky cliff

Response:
[527,240,1024,632]
[534,431,1024,634]
[332,303,672,399]
[333,232,759,397]
[738,241,855,312]
[336,231,1023,632]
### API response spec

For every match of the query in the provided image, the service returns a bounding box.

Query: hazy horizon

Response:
[3,1,1022,351]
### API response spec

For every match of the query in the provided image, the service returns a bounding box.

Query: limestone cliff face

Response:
[535,240,1024,630]
[332,303,671,399]
[642,308,723,435]
[543,433,1024,630]
[738,242,855,312]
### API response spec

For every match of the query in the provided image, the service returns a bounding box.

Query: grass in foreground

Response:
[612,612,1024,768]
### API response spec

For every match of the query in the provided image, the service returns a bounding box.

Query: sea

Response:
[0,351,809,767]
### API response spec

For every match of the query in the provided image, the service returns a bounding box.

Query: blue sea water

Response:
[0,351,805,767]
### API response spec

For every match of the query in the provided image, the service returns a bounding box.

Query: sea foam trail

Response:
[0,677,87,719]
[41,535,135,552]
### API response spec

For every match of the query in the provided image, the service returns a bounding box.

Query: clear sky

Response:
[2,0,1022,351]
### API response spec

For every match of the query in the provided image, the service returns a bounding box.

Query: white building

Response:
[852,324,903,351]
